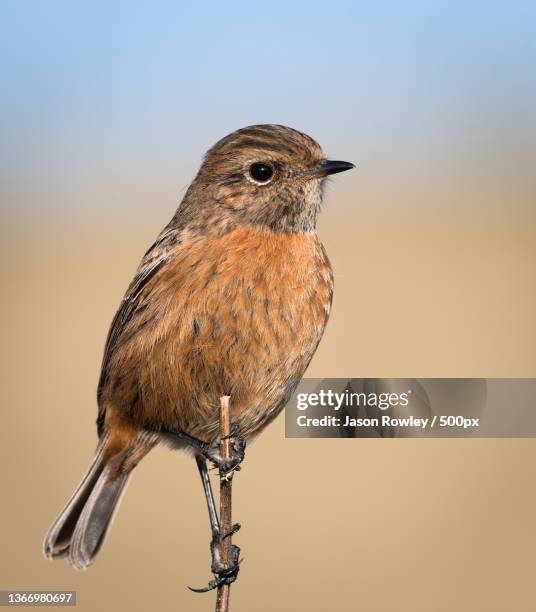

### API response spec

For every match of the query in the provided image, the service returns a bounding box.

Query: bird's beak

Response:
[310,159,355,178]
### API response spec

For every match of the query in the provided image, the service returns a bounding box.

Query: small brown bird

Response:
[43,124,354,587]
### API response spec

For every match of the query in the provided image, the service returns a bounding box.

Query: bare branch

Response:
[215,396,232,612]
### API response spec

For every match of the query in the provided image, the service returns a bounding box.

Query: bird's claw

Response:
[203,425,246,478]
[188,544,241,593]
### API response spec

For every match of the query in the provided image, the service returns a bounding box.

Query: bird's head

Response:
[178,124,354,233]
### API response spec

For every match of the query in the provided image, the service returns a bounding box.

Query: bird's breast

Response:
[107,225,333,438]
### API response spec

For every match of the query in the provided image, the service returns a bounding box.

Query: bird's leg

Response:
[195,454,220,536]
[166,425,246,478]
[189,455,241,593]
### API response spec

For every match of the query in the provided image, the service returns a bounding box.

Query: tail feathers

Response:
[43,435,130,569]
[43,436,108,561]
[68,467,129,569]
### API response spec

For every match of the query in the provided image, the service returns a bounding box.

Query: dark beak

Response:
[312,159,355,177]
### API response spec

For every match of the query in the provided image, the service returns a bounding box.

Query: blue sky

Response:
[1,1,535,219]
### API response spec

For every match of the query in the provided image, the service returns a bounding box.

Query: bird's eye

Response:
[249,163,274,183]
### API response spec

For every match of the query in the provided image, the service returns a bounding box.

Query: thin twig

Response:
[215,396,232,612]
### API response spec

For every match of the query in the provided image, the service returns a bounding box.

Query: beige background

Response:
[2,180,536,610]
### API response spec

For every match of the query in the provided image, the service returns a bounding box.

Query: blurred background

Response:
[1,1,535,611]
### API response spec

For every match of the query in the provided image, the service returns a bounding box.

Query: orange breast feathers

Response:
[102,225,333,439]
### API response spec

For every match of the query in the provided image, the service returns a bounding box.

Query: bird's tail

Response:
[43,430,154,569]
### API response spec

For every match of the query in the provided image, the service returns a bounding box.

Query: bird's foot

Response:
[189,533,242,593]
[166,423,246,478]
[204,423,246,479]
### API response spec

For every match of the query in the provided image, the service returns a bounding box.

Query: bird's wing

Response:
[96,228,179,435]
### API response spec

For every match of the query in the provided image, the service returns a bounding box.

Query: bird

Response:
[43,124,354,588]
